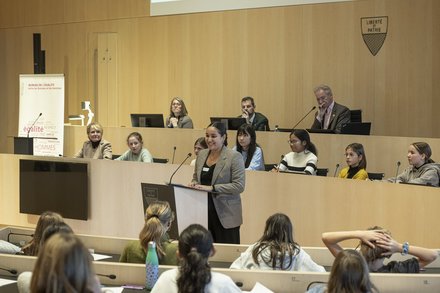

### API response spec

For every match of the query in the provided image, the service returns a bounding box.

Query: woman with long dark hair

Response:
[230,213,324,272]
[151,224,240,293]
[233,123,265,170]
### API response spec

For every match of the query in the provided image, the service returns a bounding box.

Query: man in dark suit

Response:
[240,96,270,131]
[310,85,350,134]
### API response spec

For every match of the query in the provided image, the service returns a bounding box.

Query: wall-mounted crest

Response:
[361,16,388,56]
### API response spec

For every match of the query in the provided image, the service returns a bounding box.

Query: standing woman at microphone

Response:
[387,142,440,186]
[166,97,193,128]
[74,122,112,160]
[190,122,245,244]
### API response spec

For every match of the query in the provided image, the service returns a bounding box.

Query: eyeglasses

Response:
[287,140,301,145]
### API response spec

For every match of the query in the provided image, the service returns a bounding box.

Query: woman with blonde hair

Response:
[120,201,178,264]
[21,211,64,256]
[166,97,193,128]
[74,122,112,159]
[30,233,101,293]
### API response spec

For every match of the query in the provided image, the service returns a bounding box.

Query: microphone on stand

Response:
[96,273,116,280]
[171,146,177,164]
[394,161,401,183]
[169,153,192,185]
[27,113,42,138]
[0,267,17,275]
[333,163,340,177]
[291,106,316,130]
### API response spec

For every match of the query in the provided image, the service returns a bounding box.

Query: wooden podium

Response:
[140,183,208,239]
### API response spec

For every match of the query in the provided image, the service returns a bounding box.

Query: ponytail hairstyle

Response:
[177,224,213,293]
[290,129,318,155]
[411,142,435,164]
[21,211,64,256]
[346,143,367,169]
[252,213,300,270]
[327,249,377,293]
[236,123,259,168]
[140,201,175,259]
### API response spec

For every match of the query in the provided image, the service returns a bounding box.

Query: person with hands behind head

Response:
[338,143,368,180]
[189,122,245,244]
[166,97,193,128]
[387,142,440,186]
[322,227,438,273]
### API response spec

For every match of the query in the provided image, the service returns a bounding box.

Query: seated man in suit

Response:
[310,84,350,134]
[240,96,270,131]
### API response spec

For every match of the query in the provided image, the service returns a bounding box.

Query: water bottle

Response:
[145,241,159,290]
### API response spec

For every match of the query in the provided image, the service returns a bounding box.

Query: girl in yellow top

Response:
[338,143,368,180]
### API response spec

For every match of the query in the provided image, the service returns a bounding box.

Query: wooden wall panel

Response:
[1,0,439,154]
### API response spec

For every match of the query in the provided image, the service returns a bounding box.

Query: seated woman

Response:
[190,137,208,166]
[276,129,318,175]
[166,97,193,129]
[115,131,153,162]
[322,227,438,273]
[120,201,178,265]
[30,233,101,292]
[338,143,368,180]
[151,224,241,293]
[21,211,64,256]
[230,213,324,272]
[307,249,378,293]
[233,124,265,171]
[74,122,112,159]
[387,142,440,186]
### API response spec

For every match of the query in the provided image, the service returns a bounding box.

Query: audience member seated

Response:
[29,233,101,292]
[115,131,153,162]
[307,249,378,293]
[74,122,112,159]
[310,84,350,134]
[275,129,318,175]
[17,222,74,293]
[338,143,368,180]
[166,97,193,128]
[230,213,324,272]
[120,201,178,265]
[21,211,64,256]
[387,142,440,186]
[322,226,438,273]
[190,137,208,166]
[233,124,265,171]
[240,96,270,131]
[151,224,241,293]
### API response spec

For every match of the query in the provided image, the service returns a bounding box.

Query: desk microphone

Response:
[0,267,17,275]
[169,153,192,185]
[27,112,42,138]
[97,273,116,280]
[171,146,177,164]
[333,163,340,177]
[291,106,316,130]
[394,161,401,183]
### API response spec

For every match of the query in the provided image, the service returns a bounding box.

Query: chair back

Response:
[316,168,329,177]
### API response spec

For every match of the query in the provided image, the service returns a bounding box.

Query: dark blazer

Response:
[74,139,112,159]
[192,147,245,229]
[251,112,270,131]
[311,102,350,134]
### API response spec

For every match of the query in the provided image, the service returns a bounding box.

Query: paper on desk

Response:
[0,278,17,286]
[92,253,112,261]
[242,282,274,293]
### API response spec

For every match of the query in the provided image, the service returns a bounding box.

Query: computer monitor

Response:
[19,159,89,220]
[340,122,371,135]
[210,117,246,130]
[130,114,165,128]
